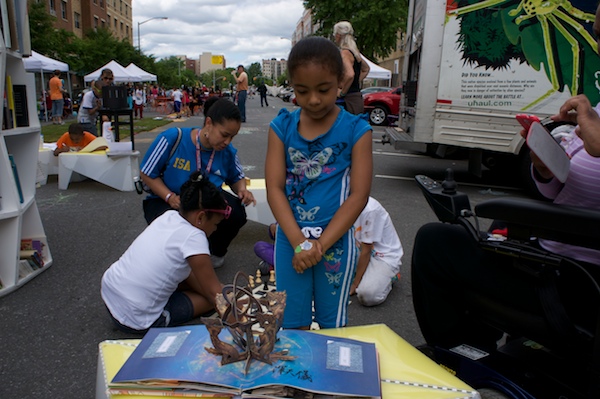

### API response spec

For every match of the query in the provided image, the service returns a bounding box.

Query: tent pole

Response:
[41,70,48,122]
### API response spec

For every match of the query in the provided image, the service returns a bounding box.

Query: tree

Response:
[303,0,409,60]
[28,1,76,60]
[247,62,262,84]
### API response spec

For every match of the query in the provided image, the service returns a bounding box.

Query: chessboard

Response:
[248,267,277,299]
[247,266,320,331]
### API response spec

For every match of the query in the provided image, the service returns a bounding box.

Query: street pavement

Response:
[0,95,460,398]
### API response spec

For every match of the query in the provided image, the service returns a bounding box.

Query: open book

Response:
[79,137,109,153]
[110,325,381,398]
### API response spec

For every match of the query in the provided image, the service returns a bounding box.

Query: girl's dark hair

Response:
[179,171,227,216]
[203,97,241,125]
[287,36,343,81]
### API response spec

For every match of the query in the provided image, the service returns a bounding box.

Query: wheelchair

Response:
[413,170,600,399]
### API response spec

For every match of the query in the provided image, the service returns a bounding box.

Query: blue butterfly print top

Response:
[270,108,371,228]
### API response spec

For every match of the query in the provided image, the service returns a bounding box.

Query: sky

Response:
[133,0,306,68]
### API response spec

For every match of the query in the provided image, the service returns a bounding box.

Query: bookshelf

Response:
[0,0,52,296]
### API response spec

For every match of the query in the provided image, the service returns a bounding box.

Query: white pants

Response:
[356,256,398,307]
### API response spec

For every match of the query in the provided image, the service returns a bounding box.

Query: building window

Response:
[114,18,117,28]
[74,12,80,29]
[49,0,56,16]
[120,21,123,33]
[100,0,104,8]
[61,0,67,19]
[94,16,99,29]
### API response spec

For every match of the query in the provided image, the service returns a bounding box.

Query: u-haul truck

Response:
[383,0,600,185]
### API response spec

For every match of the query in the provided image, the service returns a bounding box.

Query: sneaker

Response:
[210,255,225,269]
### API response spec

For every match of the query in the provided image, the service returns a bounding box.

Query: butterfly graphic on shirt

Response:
[288,147,332,180]
[296,206,320,221]
[286,142,348,205]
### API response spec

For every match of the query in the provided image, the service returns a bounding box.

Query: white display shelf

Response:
[0,2,52,296]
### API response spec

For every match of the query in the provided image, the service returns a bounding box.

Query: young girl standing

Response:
[265,36,373,329]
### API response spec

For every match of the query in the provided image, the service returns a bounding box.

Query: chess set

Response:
[248,267,277,299]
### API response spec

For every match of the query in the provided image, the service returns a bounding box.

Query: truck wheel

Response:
[369,106,388,125]
[478,388,511,399]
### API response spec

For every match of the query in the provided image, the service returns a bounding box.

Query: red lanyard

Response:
[196,129,215,174]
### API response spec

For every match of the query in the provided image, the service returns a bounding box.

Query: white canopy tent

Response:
[23,50,69,73]
[84,60,142,82]
[22,51,71,121]
[125,63,157,82]
[363,55,392,82]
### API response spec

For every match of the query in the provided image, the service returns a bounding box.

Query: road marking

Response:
[375,174,521,192]
[373,150,428,158]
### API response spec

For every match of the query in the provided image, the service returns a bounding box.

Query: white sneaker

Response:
[210,255,225,269]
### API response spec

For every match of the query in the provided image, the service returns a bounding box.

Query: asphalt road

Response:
[0,95,528,398]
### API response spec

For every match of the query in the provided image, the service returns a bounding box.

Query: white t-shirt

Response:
[101,210,210,330]
[134,89,145,105]
[354,197,403,270]
[77,90,98,124]
[172,89,183,102]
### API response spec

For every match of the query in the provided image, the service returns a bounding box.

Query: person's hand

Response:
[236,188,256,207]
[551,94,600,157]
[54,143,70,155]
[292,240,323,273]
[349,282,359,296]
[166,193,180,210]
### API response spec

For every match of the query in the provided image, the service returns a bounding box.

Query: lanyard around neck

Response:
[196,129,215,175]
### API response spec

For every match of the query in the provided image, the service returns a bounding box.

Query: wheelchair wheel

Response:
[478,388,511,399]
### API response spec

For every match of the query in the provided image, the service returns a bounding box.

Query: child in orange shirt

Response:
[53,123,97,155]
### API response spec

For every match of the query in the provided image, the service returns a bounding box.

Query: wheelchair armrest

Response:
[475,198,600,251]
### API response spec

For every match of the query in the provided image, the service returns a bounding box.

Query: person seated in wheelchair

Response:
[412,119,600,354]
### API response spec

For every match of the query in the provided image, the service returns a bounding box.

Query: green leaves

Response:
[303,0,408,60]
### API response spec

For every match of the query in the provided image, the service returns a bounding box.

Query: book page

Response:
[111,325,381,398]
[79,137,109,153]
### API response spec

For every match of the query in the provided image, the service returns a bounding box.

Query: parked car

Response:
[361,86,391,95]
[363,87,402,126]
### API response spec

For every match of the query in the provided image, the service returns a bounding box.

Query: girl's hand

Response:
[237,188,256,207]
[292,240,322,273]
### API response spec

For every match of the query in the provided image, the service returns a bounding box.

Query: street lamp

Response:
[137,16,168,51]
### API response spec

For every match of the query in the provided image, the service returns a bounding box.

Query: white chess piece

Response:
[269,270,275,284]
[256,269,262,285]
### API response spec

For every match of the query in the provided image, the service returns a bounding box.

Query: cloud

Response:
[135,0,304,67]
